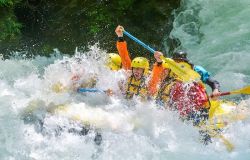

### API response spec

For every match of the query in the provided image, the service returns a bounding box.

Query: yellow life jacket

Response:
[169,61,193,78]
[178,62,193,70]
[125,76,147,99]
[156,77,176,104]
[80,77,97,88]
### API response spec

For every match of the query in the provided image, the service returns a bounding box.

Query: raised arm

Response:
[115,25,131,70]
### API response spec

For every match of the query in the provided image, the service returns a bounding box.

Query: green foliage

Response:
[0,16,22,41]
[87,7,112,34]
[0,0,181,55]
[0,0,20,7]
[0,0,22,42]
[116,0,135,11]
[0,0,13,6]
[41,44,54,56]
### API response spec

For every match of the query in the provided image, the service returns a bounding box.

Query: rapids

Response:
[1,0,250,159]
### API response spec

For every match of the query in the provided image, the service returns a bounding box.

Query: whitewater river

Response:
[1,0,250,159]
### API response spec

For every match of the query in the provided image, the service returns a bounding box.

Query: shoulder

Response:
[194,65,211,82]
[194,65,206,72]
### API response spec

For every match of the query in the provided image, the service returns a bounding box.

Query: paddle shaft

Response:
[77,88,104,93]
[123,31,155,54]
[212,90,249,98]
[211,85,250,97]
[212,92,231,97]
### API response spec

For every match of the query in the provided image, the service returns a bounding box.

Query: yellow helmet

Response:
[106,53,122,71]
[131,57,149,75]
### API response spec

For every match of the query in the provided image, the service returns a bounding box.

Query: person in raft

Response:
[115,25,153,100]
[147,51,175,107]
[154,50,221,125]
[115,25,175,100]
[106,53,122,71]
[172,50,221,97]
[147,49,221,123]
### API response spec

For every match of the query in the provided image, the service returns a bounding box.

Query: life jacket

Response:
[170,81,209,116]
[155,77,175,105]
[125,76,148,99]
[177,61,211,83]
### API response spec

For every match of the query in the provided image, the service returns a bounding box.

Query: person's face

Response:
[132,68,144,80]
[162,68,170,80]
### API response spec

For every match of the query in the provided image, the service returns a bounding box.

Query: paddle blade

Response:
[161,56,201,82]
[199,125,234,152]
[231,85,250,95]
[219,135,235,152]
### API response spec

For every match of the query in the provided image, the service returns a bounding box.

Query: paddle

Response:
[77,88,114,96]
[52,84,104,93]
[123,31,201,82]
[199,124,234,152]
[77,88,104,93]
[211,85,250,97]
[209,128,234,152]
[219,134,235,152]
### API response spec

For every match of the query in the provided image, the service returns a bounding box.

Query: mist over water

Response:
[1,0,250,159]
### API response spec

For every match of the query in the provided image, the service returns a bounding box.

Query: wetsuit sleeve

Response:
[194,65,220,91]
[148,62,164,96]
[116,37,131,70]
[206,77,220,91]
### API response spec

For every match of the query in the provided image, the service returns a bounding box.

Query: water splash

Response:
[1,1,250,159]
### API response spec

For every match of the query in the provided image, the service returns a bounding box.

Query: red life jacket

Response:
[170,81,209,116]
